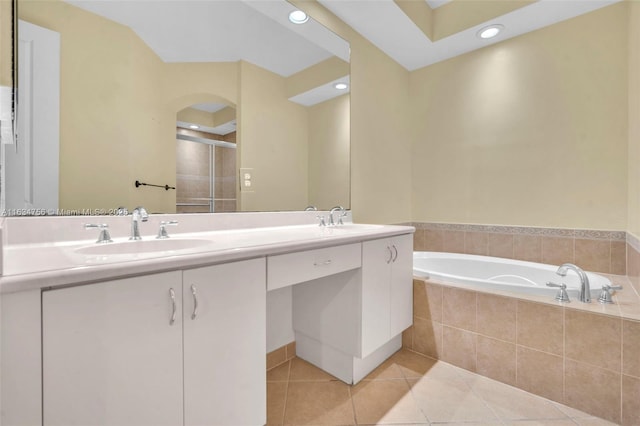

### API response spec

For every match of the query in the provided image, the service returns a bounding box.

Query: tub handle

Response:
[597,284,623,304]
[546,282,570,303]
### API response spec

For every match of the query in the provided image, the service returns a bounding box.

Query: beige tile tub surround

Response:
[413,222,627,275]
[406,278,640,425]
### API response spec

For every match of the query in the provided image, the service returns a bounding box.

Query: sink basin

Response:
[74,238,213,256]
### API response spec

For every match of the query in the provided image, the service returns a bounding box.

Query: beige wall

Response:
[0,0,11,87]
[238,61,309,211]
[308,94,349,210]
[18,0,242,214]
[20,0,174,213]
[293,0,413,225]
[629,1,640,238]
[411,3,628,230]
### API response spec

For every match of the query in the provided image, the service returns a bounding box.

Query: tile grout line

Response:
[280,360,291,426]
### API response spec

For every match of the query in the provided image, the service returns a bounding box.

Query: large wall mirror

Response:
[2,0,350,216]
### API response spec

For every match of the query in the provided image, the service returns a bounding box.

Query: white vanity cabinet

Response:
[42,271,185,426]
[41,258,266,426]
[361,233,413,357]
[182,260,266,426]
[292,233,414,384]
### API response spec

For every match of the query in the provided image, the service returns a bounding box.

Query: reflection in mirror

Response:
[176,104,237,214]
[4,0,350,216]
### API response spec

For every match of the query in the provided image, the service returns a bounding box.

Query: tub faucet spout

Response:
[556,263,590,303]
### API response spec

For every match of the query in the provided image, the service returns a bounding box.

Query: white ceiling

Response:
[63,0,622,109]
[318,0,622,71]
[65,0,348,77]
[65,0,622,75]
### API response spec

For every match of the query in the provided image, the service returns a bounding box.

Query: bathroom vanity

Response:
[0,213,414,426]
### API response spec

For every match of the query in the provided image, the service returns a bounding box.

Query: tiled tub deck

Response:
[404,274,640,425]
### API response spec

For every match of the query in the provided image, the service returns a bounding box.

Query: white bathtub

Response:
[413,251,612,299]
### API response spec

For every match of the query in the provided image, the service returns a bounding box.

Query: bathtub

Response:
[413,251,612,299]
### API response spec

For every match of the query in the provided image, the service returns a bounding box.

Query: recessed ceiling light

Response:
[334,83,348,90]
[288,10,309,24]
[189,124,200,129]
[478,24,503,39]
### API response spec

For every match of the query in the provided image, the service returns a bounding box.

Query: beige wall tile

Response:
[413,229,425,251]
[413,317,442,359]
[285,341,296,360]
[476,335,516,386]
[513,234,542,263]
[628,243,640,278]
[443,230,465,254]
[488,233,514,259]
[351,379,427,424]
[623,319,640,378]
[443,287,477,331]
[623,374,640,426]
[402,326,413,350]
[564,359,621,424]
[465,232,488,255]
[542,236,575,266]
[414,280,443,321]
[575,239,611,274]
[517,301,564,355]
[267,346,286,370]
[565,310,621,371]
[424,229,444,252]
[442,326,477,372]
[611,241,627,275]
[516,346,564,403]
[477,293,516,343]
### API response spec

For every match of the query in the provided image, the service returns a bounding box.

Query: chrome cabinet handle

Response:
[313,260,332,267]
[191,285,198,320]
[391,245,398,262]
[169,288,176,325]
[386,246,393,264]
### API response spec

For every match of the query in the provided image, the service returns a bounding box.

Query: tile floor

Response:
[267,349,619,426]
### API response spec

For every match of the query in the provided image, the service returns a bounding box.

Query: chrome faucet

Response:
[328,206,346,226]
[130,206,149,240]
[556,263,591,303]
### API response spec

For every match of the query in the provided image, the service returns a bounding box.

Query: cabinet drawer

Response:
[267,243,361,290]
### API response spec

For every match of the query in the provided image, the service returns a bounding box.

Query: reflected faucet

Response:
[328,206,346,226]
[556,263,590,303]
[130,206,149,240]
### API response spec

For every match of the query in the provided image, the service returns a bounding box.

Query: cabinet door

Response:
[389,234,414,336]
[361,239,392,357]
[183,258,266,426]
[42,272,184,426]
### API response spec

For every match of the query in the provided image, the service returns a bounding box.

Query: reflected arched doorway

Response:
[175,102,237,213]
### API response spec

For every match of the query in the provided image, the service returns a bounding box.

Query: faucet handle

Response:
[85,223,113,244]
[316,215,326,227]
[546,282,570,303]
[597,284,623,304]
[115,206,128,216]
[156,220,178,239]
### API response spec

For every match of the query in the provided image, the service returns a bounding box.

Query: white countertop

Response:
[1,223,414,293]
